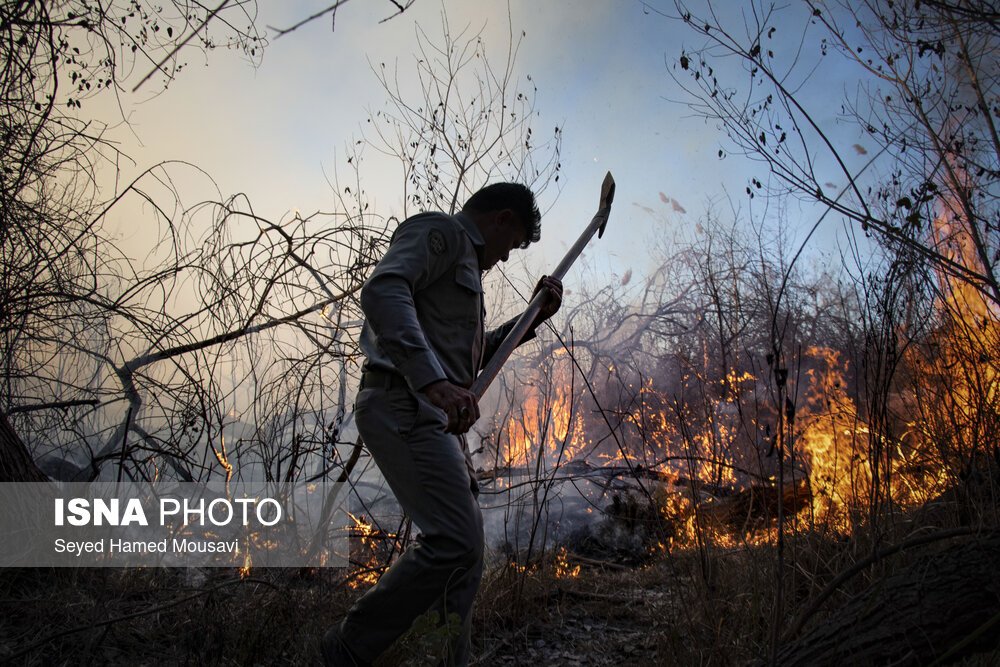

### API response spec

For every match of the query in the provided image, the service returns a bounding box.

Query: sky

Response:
[93,0,872,296]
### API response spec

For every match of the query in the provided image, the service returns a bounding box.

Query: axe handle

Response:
[470,204,611,400]
[470,291,545,400]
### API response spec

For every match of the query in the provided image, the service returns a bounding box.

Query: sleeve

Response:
[481,314,539,370]
[360,214,462,391]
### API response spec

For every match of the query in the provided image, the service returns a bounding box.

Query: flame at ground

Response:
[794,346,869,530]
[554,547,581,578]
[347,512,389,589]
[488,332,978,550]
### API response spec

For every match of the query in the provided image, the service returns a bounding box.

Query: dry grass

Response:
[0,567,355,666]
[1,500,998,666]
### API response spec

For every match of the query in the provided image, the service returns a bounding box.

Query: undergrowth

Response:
[2,502,998,666]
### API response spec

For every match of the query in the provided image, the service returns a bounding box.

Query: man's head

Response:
[462,183,541,270]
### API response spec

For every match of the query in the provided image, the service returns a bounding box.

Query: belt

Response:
[360,369,407,391]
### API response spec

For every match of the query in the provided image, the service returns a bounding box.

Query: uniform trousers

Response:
[341,384,484,666]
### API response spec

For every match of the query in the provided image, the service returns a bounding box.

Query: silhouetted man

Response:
[322,183,562,666]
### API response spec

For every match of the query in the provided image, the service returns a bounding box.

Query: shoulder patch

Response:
[428,228,448,256]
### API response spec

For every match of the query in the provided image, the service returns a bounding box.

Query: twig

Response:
[268,0,351,38]
[132,0,232,92]
[8,576,248,662]
[564,553,631,571]
[269,0,417,38]
[378,1,417,24]
[7,399,101,415]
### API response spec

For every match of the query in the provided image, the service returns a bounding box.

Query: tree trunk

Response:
[0,409,48,482]
[773,532,1000,666]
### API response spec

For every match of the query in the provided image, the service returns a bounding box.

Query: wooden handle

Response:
[469,172,615,400]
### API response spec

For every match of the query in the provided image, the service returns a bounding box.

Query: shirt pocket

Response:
[447,263,482,329]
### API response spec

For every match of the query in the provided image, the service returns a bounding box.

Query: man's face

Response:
[480,209,527,271]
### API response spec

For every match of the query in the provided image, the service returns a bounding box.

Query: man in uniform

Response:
[322,183,562,666]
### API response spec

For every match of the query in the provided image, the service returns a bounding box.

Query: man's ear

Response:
[495,208,515,228]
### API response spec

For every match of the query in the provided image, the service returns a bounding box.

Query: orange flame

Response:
[346,512,384,589]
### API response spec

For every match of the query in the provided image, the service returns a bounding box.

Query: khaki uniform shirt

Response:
[359,211,533,391]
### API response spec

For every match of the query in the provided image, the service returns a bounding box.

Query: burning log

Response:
[696,476,812,529]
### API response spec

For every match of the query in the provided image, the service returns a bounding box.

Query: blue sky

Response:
[95,0,871,290]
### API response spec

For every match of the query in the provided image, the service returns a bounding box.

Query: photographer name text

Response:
[54,537,239,556]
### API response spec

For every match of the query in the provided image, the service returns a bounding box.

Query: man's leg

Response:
[430,547,483,666]
[339,386,484,664]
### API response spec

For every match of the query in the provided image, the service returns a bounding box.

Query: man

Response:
[322,183,562,666]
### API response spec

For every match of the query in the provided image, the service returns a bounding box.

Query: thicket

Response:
[1,1,998,665]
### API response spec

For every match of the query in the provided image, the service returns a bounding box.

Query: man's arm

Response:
[482,275,563,364]
[359,215,480,434]
[361,274,447,392]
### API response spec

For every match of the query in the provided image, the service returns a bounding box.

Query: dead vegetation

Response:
[2,496,998,666]
[3,2,1000,666]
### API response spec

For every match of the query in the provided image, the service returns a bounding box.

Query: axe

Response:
[470,171,616,399]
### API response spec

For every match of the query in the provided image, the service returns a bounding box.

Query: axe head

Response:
[598,171,615,238]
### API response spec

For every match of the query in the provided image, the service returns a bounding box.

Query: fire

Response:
[346,512,383,589]
[794,346,868,529]
[895,184,1000,504]
[239,552,251,579]
[491,338,926,552]
[483,167,998,563]
[553,547,581,578]
[348,512,376,538]
[500,366,586,469]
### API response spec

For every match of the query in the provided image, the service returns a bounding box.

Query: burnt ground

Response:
[379,557,745,667]
[3,541,1000,666]
[0,561,686,667]
[473,580,674,666]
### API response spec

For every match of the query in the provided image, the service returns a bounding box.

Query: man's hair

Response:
[462,182,541,249]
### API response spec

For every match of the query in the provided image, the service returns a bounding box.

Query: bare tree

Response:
[0,1,424,482]
[664,0,1000,307]
[0,1,255,479]
[661,4,1000,660]
[656,0,1000,525]
[359,8,562,218]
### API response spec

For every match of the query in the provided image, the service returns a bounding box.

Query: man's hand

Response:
[532,275,563,325]
[422,379,480,434]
